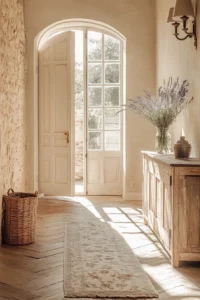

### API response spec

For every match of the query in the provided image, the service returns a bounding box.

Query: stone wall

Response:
[0,0,27,195]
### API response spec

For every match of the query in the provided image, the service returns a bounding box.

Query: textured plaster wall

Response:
[156,0,200,156]
[0,0,27,232]
[25,0,156,198]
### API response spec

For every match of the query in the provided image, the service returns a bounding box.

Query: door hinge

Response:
[85,153,88,158]
[170,175,172,186]
[36,66,39,74]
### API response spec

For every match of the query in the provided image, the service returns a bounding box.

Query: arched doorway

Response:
[34,19,126,197]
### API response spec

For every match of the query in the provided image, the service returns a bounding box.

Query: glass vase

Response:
[155,127,171,154]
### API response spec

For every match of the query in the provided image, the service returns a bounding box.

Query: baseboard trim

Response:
[123,192,142,201]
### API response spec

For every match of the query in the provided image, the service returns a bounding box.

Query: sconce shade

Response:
[167,7,175,24]
[173,0,195,20]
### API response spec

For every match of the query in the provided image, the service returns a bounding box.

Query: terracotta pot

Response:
[174,136,191,159]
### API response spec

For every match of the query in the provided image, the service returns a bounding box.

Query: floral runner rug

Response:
[64,221,158,299]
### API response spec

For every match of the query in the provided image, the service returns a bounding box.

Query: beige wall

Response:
[24,0,156,198]
[156,0,200,157]
[0,0,27,193]
[0,0,27,239]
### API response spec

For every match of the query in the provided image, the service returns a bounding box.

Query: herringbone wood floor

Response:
[0,196,200,300]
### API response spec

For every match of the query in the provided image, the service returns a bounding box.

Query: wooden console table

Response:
[142,151,200,267]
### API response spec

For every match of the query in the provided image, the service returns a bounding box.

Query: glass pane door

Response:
[86,30,122,195]
[87,31,121,151]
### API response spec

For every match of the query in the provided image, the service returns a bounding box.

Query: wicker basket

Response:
[2,189,38,245]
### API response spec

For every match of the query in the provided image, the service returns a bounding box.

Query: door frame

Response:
[34,19,126,197]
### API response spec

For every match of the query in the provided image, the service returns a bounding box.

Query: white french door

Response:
[38,29,123,196]
[86,31,123,195]
[38,31,75,195]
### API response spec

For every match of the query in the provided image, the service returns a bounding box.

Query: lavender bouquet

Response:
[121,78,191,153]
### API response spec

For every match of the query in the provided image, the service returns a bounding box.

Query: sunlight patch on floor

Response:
[39,196,200,298]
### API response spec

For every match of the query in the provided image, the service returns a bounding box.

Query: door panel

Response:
[42,65,51,133]
[39,31,75,195]
[54,65,68,131]
[54,40,68,60]
[180,176,200,252]
[87,31,122,195]
[104,157,120,183]
[54,154,68,184]
[43,160,51,183]
[87,151,122,195]
[88,156,102,184]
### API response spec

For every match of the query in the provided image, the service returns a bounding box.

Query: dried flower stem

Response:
[119,77,191,130]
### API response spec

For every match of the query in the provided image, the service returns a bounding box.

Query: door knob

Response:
[64,131,70,143]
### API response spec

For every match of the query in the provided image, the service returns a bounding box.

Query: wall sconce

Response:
[167,0,197,48]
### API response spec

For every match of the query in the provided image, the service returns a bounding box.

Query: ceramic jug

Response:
[174,136,191,159]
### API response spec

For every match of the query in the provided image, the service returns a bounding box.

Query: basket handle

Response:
[7,188,14,195]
